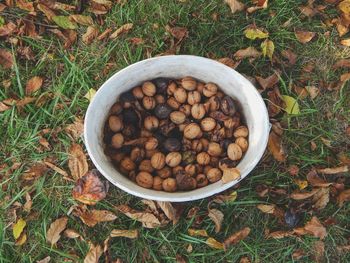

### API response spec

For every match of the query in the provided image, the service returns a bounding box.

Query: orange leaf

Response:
[295,30,316,44]
[110,23,133,39]
[77,209,117,227]
[304,216,327,239]
[25,76,43,95]
[82,26,99,45]
[0,48,13,69]
[223,227,250,250]
[268,131,286,162]
[337,189,350,206]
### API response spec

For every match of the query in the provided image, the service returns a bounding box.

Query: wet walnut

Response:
[170,111,186,124]
[184,123,201,139]
[162,178,177,192]
[201,117,216,132]
[206,168,222,183]
[165,152,182,167]
[153,176,164,190]
[142,81,156,96]
[151,152,166,170]
[144,116,159,131]
[136,171,153,188]
[191,104,206,120]
[174,87,187,103]
[111,133,124,149]
[109,115,123,132]
[157,166,172,178]
[182,76,197,91]
[176,172,197,190]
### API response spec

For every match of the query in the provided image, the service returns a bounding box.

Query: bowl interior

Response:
[84,55,269,202]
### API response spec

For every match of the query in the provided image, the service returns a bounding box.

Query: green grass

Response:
[1,0,350,262]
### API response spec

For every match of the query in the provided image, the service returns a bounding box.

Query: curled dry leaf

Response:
[0,22,16,37]
[224,0,245,14]
[165,25,188,41]
[268,131,286,162]
[157,201,179,224]
[221,168,240,183]
[89,0,112,15]
[206,237,224,249]
[0,102,10,112]
[64,228,81,239]
[216,57,241,69]
[76,209,117,227]
[213,191,237,204]
[337,189,350,207]
[49,29,77,48]
[69,15,93,26]
[0,48,14,69]
[318,165,348,174]
[23,192,32,213]
[208,208,224,233]
[257,204,275,214]
[290,188,319,200]
[267,87,284,117]
[22,162,48,181]
[36,256,51,263]
[303,216,327,240]
[84,243,103,263]
[110,23,133,39]
[188,228,208,237]
[267,230,293,239]
[295,30,316,44]
[333,59,350,69]
[68,143,88,180]
[46,216,68,246]
[292,249,306,260]
[312,241,325,263]
[65,118,84,141]
[312,187,330,210]
[116,205,162,228]
[223,227,250,250]
[234,47,261,59]
[255,71,280,90]
[72,169,108,205]
[83,26,99,45]
[305,86,319,99]
[97,28,112,40]
[340,72,350,82]
[110,229,138,239]
[142,199,158,214]
[37,4,56,21]
[281,49,297,65]
[44,161,71,181]
[306,170,332,187]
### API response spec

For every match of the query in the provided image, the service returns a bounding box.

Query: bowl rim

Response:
[84,55,270,202]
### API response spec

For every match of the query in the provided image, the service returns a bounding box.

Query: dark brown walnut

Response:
[145,149,158,158]
[209,111,230,121]
[128,170,136,181]
[219,158,236,170]
[182,138,192,151]
[200,138,209,151]
[172,165,184,175]
[157,166,172,178]
[196,174,208,188]
[109,115,123,132]
[211,126,226,142]
[110,102,123,115]
[182,151,197,165]
[155,94,165,104]
[164,138,181,152]
[110,152,125,163]
[130,147,145,163]
[153,176,164,190]
[221,96,236,116]
[191,139,203,152]
[136,171,153,188]
[176,171,197,190]
[139,160,154,173]
[210,156,219,167]
[162,178,177,192]
[208,96,221,112]
[120,157,136,171]
[154,104,172,119]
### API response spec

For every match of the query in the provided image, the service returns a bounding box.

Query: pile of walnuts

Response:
[104,77,248,192]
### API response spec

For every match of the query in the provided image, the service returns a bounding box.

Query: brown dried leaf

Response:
[208,208,224,233]
[44,161,70,180]
[68,143,88,180]
[267,230,293,239]
[78,209,117,227]
[255,72,280,90]
[318,165,348,174]
[25,76,43,95]
[337,189,350,207]
[312,187,330,210]
[0,48,13,69]
[221,168,240,183]
[16,0,34,12]
[0,102,10,112]
[89,0,112,15]
[216,57,240,69]
[340,38,350,46]
[64,228,81,239]
[333,59,350,69]
[281,49,297,65]
[65,118,84,141]
[36,256,51,263]
[110,23,133,39]
[176,254,186,263]
[157,201,178,224]
[239,256,251,263]
[23,192,32,213]
[234,47,261,59]
[213,191,238,204]
[46,216,68,246]
[304,216,327,239]
[97,28,112,40]
[22,163,48,181]
[0,22,16,37]
[290,188,320,200]
[312,241,325,263]
[110,229,138,239]
[16,97,35,108]
[0,3,7,11]
[267,87,284,117]
[340,72,350,82]
[299,4,318,17]
[295,30,316,44]
[257,204,275,214]
[116,205,162,228]
[268,131,286,162]
[224,0,245,14]
[306,170,332,187]
[165,25,188,41]
[223,227,250,250]
[188,228,208,237]
[304,85,319,99]
[37,3,56,21]
[69,15,93,26]
[49,29,77,48]
[84,243,103,263]
[72,169,108,205]
[83,26,99,45]
[129,37,144,45]
[292,249,306,260]
[206,237,224,249]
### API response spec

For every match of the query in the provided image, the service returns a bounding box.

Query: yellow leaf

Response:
[15,233,27,246]
[339,0,350,14]
[84,88,96,102]
[282,95,300,115]
[13,218,26,239]
[261,39,275,60]
[340,38,350,46]
[244,28,269,40]
[294,179,308,190]
[206,237,224,249]
[188,228,208,237]
[110,229,138,239]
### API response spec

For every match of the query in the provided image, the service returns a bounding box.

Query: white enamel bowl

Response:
[84,55,269,202]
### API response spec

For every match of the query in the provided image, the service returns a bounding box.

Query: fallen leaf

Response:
[221,167,240,183]
[110,23,133,39]
[84,88,97,101]
[223,227,250,250]
[0,22,16,37]
[337,189,350,206]
[305,86,319,99]
[22,162,48,181]
[268,131,287,162]
[312,241,325,263]
[16,0,34,12]
[157,201,178,224]
[83,26,99,45]
[310,141,317,151]
[295,30,315,44]
[36,256,51,263]
[304,216,327,239]
[282,95,300,115]
[23,192,32,213]
[165,25,188,41]
[267,230,293,239]
[288,165,299,176]
[72,169,108,205]
[16,96,35,108]
[312,187,330,210]
[267,88,284,116]
[257,204,276,214]
[0,3,6,11]
[141,199,158,214]
[247,0,268,13]
[15,232,27,246]
[188,228,208,237]
[255,72,279,90]
[224,0,245,14]
[116,205,162,228]
[239,256,251,263]
[110,229,138,238]
[46,217,68,246]
[89,0,112,15]
[70,15,93,26]
[306,170,332,187]
[333,59,350,69]
[78,209,117,227]
[206,237,224,249]
[290,188,320,200]
[292,249,306,260]
[337,245,350,253]
[318,166,348,174]
[340,38,350,46]
[44,161,70,180]
[281,49,297,65]
[97,28,112,40]
[68,143,88,180]
[213,191,237,204]
[339,0,350,14]
[64,229,81,239]
[340,72,350,82]
[13,218,26,239]
[25,76,43,95]
[52,16,77,30]
[65,118,84,141]
[0,102,10,112]
[261,39,274,60]
[37,4,56,21]
[244,28,269,40]
[216,57,240,69]
[299,4,318,17]
[294,179,308,190]
[208,208,224,233]
[84,243,102,263]
[186,244,193,253]
[176,254,186,263]
[49,29,77,48]
[233,47,261,59]
[17,46,35,60]
[0,48,13,69]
